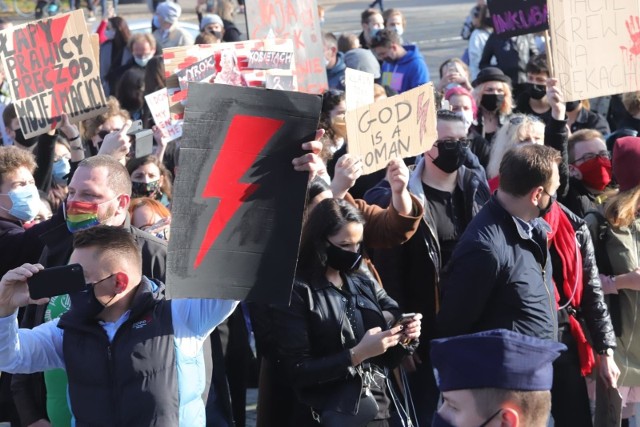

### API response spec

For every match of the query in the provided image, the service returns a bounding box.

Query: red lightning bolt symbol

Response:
[13,16,73,129]
[416,92,431,147]
[194,115,284,268]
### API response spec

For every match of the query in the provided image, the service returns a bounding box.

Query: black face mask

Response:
[538,191,557,217]
[432,142,467,173]
[13,128,38,148]
[206,29,223,40]
[132,180,161,199]
[480,93,505,112]
[566,100,581,112]
[325,241,362,272]
[527,83,547,100]
[69,274,115,319]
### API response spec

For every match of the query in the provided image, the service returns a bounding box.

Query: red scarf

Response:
[545,203,595,376]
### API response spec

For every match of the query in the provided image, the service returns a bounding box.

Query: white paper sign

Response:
[345,68,374,111]
[144,88,182,143]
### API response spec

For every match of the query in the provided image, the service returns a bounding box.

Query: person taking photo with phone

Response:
[0,226,237,426]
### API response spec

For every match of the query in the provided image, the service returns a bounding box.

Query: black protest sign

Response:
[0,10,107,138]
[488,0,548,38]
[167,84,321,303]
[176,55,217,90]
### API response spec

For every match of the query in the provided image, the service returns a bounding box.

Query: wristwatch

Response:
[598,348,614,357]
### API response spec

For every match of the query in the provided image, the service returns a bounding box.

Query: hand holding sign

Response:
[292,129,328,181]
[99,121,132,162]
[546,78,566,121]
[331,154,363,199]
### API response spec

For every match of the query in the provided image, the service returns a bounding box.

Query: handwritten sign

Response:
[247,50,294,69]
[0,10,107,138]
[246,0,328,94]
[176,56,217,91]
[346,82,437,175]
[548,0,640,101]
[488,0,548,38]
[163,39,296,120]
[144,88,182,143]
[345,67,374,111]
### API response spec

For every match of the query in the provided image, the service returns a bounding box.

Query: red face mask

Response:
[576,156,612,191]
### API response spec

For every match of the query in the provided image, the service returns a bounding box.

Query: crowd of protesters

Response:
[0,0,639,426]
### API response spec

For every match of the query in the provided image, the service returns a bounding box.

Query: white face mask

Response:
[454,110,474,132]
[134,55,152,67]
[392,26,404,36]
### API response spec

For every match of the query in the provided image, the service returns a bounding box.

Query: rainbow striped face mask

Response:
[64,198,116,233]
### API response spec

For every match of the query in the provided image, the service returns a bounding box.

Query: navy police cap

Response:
[431,329,566,392]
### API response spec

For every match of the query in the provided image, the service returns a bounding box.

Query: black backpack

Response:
[585,209,622,337]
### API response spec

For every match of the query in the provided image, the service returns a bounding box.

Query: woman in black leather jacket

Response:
[272,198,421,427]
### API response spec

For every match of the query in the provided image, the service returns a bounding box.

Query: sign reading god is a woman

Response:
[346,82,437,175]
[0,10,107,138]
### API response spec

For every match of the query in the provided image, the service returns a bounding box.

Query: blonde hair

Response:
[486,114,545,179]
[472,81,513,116]
[605,185,640,228]
[623,91,640,116]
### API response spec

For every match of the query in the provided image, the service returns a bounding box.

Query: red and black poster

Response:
[166,83,321,303]
[245,0,328,94]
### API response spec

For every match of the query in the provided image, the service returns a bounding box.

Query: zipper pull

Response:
[107,346,112,361]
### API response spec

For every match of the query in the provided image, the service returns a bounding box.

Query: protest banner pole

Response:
[544,29,554,77]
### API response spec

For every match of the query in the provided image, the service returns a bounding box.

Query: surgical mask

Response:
[331,114,347,139]
[53,158,71,186]
[453,110,474,132]
[206,29,223,40]
[323,56,329,68]
[526,83,546,100]
[480,94,504,112]
[132,180,161,199]
[69,274,116,319]
[13,128,38,148]
[65,197,117,233]
[369,28,380,39]
[576,156,612,191]
[431,140,468,173]
[325,241,362,272]
[104,29,116,40]
[0,184,41,222]
[538,191,557,217]
[392,26,404,36]
[134,55,152,67]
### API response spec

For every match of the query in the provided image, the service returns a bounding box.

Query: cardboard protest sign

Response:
[346,82,437,175]
[548,0,640,101]
[0,10,107,138]
[246,0,328,94]
[163,39,296,120]
[144,88,182,143]
[166,84,321,303]
[345,68,374,111]
[487,0,548,38]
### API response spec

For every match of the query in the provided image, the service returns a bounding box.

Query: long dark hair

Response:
[108,16,132,78]
[142,56,166,128]
[297,198,364,281]
[126,155,173,201]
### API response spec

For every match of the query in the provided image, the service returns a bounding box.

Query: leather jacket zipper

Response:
[540,263,558,340]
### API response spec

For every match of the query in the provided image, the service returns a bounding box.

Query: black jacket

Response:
[363,154,490,354]
[550,204,616,352]
[271,273,412,424]
[58,278,179,426]
[479,33,538,86]
[437,195,558,341]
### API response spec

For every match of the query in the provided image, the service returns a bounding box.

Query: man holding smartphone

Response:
[12,154,168,427]
[0,225,238,426]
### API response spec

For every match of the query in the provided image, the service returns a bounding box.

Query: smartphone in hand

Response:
[27,264,86,300]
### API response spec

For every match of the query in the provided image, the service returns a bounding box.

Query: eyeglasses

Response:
[434,138,470,149]
[573,150,611,164]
